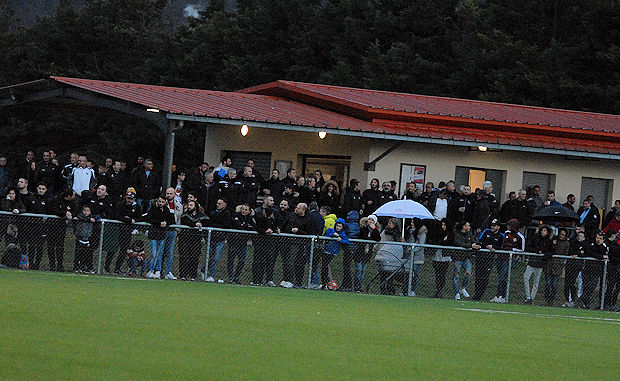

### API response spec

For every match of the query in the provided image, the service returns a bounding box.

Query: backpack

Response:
[18,254,29,270]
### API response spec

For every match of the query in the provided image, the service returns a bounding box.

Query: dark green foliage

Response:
[0,0,618,171]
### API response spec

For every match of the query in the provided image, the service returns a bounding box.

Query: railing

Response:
[0,211,613,310]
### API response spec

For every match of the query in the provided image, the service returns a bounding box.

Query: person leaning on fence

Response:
[578,230,608,309]
[473,219,504,301]
[48,188,78,272]
[126,239,146,277]
[353,214,380,292]
[431,219,453,298]
[340,210,360,292]
[252,207,279,286]
[523,224,554,304]
[26,182,51,270]
[178,200,207,281]
[545,228,570,306]
[72,204,100,273]
[453,221,480,300]
[145,194,175,279]
[205,198,233,282]
[604,230,620,311]
[227,204,257,284]
[315,217,349,289]
[406,218,427,297]
[492,219,524,303]
[108,190,143,275]
[374,218,408,295]
[563,226,587,307]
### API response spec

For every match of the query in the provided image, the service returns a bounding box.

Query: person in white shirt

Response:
[68,155,96,196]
[431,190,449,220]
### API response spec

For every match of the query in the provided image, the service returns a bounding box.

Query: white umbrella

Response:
[374,199,434,220]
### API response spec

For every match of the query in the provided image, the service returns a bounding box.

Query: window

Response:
[580,177,613,211]
[522,172,555,197]
[301,155,351,187]
[224,151,272,179]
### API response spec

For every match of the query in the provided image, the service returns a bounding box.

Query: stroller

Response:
[1,223,22,268]
[370,241,412,295]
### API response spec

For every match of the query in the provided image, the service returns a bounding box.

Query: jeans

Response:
[354,261,368,291]
[544,271,559,304]
[207,240,225,278]
[128,257,143,275]
[163,230,177,275]
[148,239,166,272]
[453,259,472,294]
[523,265,543,300]
[411,263,422,293]
[137,198,152,213]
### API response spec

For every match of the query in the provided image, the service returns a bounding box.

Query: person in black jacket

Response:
[319,180,340,216]
[227,204,257,283]
[355,214,381,292]
[361,178,380,217]
[100,160,129,200]
[577,199,601,239]
[132,159,161,212]
[432,218,454,298]
[252,207,279,286]
[523,225,554,304]
[47,189,78,272]
[280,202,312,287]
[178,200,207,281]
[471,189,492,234]
[265,169,283,198]
[578,231,608,309]
[145,194,175,279]
[240,167,260,208]
[342,179,361,217]
[205,198,233,282]
[106,190,142,275]
[604,231,620,311]
[473,219,504,301]
[25,183,51,270]
[563,225,587,308]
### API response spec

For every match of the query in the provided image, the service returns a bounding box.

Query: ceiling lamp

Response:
[241,124,249,136]
[318,131,327,139]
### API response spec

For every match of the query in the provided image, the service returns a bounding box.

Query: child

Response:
[72,205,99,273]
[316,218,349,289]
[126,240,146,277]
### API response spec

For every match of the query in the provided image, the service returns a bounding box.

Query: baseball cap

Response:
[490,218,500,226]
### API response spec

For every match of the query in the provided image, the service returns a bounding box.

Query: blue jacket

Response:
[345,210,360,238]
[324,218,349,256]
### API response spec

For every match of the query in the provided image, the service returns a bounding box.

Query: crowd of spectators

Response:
[0,150,619,310]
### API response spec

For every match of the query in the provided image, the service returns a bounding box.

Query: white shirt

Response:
[434,198,448,220]
[72,166,95,195]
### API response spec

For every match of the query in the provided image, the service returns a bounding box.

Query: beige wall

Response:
[204,125,620,205]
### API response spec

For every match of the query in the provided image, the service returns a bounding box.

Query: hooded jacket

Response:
[323,213,337,234]
[323,218,349,256]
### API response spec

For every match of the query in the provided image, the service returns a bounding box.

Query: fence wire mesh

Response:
[1,211,617,311]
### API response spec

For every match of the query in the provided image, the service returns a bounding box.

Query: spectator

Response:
[246,159,266,190]
[126,240,146,277]
[213,156,232,181]
[320,206,337,234]
[171,168,186,204]
[129,156,145,179]
[160,187,182,280]
[418,182,436,207]
[240,166,260,208]
[406,217,427,297]
[15,177,34,206]
[83,184,114,219]
[340,210,360,291]
[545,228,569,306]
[471,189,492,233]
[499,191,516,222]
[453,221,480,300]
[265,168,283,197]
[72,204,99,273]
[68,156,97,198]
[205,198,233,282]
[529,185,543,210]
[228,204,256,283]
[604,231,620,311]
[603,200,620,230]
[502,189,530,232]
[26,161,38,192]
[536,190,562,212]
[61,153,79,184]
[21,150,35,178]
[448,185,474,225]
[577,199,601,239]
[178,200,207,281]
[279,202,311,288]
[100,160,129,200]
[132,158,161,212]
[563,225,587,308]
[377,181,397,208]
[316,217,349,289]
[26,182,51,270]
[492,219,524,303]
[361,178,380,217]
[401,182,420,201]
[563,193,577,212]
[292,176,310,205]
[305,177,320,204]
[473,219,504,301]
[252,206,279,286]
[604,210,620,234]
[186,162,209,192]
[197,171,216,213]
[314,169,326,190]
[483,181,499,217]
[37,151,59,197]
[47,188,78,272]
[1,187,26,214]
[578,231,607,309]
[319,180,340,215]
[107,190,142,275]
[432,219,453,298]
[523,225,554,304]
[374,218,407,295]
[429,189,449,221]
[282,168,298,193]
[145,194,175,279]
[0,155,12,197]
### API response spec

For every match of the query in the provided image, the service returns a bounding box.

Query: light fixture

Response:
[240,124,249,136]
[318,131,327,139]
[146,108,160,113]
[477,145,488,152]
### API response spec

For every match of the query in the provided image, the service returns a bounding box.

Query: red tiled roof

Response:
[47,76,620,156]
[242,80,620,133]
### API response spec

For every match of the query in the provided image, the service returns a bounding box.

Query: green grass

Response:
[1,269,619,380]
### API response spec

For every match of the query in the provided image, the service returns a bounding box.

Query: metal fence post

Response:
[96,220,105,274]
[505,253,513,303]
[407,243,415,296]
[307,236,315,289]
[203,229,212,282]
[600,259,609,310]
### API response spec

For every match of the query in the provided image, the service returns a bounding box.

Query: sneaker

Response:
[249,282,259,286]
[490,296,499,303]
[523,298,533,305]
[562,301,571,308]
[146,271,154,278]
[279,280,287,287]
[497,297,506,303]
[455,293,461,300]
[205,276,215,282]
[217,279,224,284]
[407,291,416,297]
[165,272,177,280]
[460,289,470,298]
[281,281,293,289]
[266,281,276,287]
[153,271,160,279]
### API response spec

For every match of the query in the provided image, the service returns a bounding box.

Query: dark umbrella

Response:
[532,205,579,222]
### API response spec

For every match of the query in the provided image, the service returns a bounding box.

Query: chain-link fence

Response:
[0,211,616,310]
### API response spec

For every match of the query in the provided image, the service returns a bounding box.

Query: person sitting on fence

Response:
[315,217,349,289]
[126,240,146,277]
[72,204,99,273]
[523,224,554,304]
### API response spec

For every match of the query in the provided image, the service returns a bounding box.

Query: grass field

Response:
[1,269,619,380]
